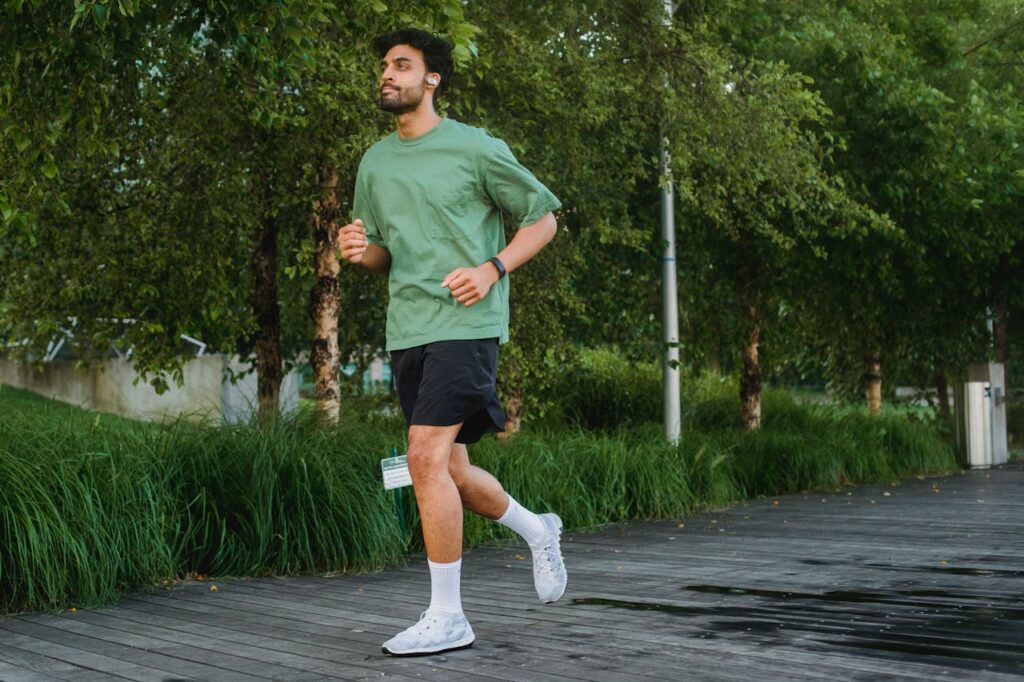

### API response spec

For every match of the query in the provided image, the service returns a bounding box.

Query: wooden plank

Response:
[69,603,487,682]
[124,590,649,682]
[124,572,848,681]
[0,658,64,682]
[0,641,108,681]
[13,612,371,682]
[200,576,955,680]
[0,627,162,682]
[0,620,278,682]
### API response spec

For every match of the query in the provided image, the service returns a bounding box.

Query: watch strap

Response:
[487,256,507,279]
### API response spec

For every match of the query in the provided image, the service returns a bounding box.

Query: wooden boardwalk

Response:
[1,463,1021,681]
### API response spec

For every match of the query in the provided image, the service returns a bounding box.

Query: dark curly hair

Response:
[374,28,454,100]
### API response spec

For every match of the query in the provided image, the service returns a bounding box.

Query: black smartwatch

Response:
[487,256,507,279]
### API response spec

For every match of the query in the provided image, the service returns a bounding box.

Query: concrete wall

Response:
[0,355,299,423]
[220,356,300,423]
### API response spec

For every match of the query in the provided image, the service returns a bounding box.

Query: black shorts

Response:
[390,338,506,445]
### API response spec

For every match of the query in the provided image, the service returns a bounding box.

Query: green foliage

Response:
[0,389,170,611]
[165,418,408,576]
[2,0,1021,427]
[1009,401,1024,450]
[552,347,662,430]
[0,0,474,394]
[0,384,956,614]
[451,1,657,423]
[0,386,407,612]
[713,0,1024,398]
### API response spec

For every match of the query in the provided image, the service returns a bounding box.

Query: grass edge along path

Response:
[0,385,957,615]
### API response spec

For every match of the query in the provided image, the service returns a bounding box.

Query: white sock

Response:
[496,495,547,548]
[427,558,463,614]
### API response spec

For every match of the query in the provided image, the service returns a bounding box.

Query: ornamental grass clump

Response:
[0,383,956,615]
[0,389,174,612]
[162,415,407,577]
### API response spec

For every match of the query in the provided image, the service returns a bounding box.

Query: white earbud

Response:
[427,76,439,86]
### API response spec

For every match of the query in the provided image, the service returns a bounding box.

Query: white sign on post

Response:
[381,454,412,490]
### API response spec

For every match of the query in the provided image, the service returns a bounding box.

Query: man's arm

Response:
[442,211,557,307]
[338,219,391,274]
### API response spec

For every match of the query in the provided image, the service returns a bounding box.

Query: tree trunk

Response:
[740,302,762,431]
[993,299,1009,391]
[934,371,950,418]
[992,256,1011,391]
[310,162,341,423]
[253,208,283,425]
[864,351,882,415]
[500,387,523,439]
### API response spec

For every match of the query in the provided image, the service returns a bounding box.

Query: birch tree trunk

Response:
[501,388,524,438]
[498,363,524,439]
[993,300,1009,391]
[934,371,950,418]
[864,351,882,415]
[310,162,341,423]
[253,208,283,424]
[740,302,762,431]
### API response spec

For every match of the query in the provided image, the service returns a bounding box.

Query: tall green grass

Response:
[0,382,956,615]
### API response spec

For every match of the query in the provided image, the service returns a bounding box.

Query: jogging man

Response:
[337,28,567,657]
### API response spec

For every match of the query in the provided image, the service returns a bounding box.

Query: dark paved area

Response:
[1,463,1021,681]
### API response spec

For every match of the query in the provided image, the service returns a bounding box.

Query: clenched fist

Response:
[442,264,500,307]
[337,219,369,264]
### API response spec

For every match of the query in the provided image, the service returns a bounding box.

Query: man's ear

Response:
[426,73,440,87]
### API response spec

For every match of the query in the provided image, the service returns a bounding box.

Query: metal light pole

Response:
[661,0,681,444]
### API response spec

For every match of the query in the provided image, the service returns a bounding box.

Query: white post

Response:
[661,0,681,445]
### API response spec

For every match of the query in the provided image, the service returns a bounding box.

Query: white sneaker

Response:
[381,609,475,657]
[531,513,567,603]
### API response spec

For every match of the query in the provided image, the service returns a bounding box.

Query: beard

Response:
[378,82,426,114]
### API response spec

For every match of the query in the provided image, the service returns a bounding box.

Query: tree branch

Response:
[962,17,1024,57]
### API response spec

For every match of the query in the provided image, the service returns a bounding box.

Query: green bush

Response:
[0,382,956,615]
[1009,401,1024,450]
[552,347,661,429]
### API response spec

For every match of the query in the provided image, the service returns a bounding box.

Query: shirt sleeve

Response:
[353,167,385,247]
[482,140,561,228]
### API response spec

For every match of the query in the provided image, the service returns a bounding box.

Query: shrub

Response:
[0,381,957,615]
[552,347,661,429]
[1009,401,1024,450]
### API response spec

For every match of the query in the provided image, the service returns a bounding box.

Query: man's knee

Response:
[407,426,458,480]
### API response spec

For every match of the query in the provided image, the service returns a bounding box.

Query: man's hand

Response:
[441,264,500,307]
[337,219,369,264]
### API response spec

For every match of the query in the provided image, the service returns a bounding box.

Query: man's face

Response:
[379,45,434,114]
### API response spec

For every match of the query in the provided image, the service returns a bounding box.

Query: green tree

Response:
[1,0,474,424]
[453,1,881,431]
[714,0,1015,410]
[452,1,667,430]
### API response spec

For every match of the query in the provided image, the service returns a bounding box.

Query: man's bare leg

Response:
[447,442,509,519]
[407,424,464,562]
[381,423,475,657]
[448,442,568,603]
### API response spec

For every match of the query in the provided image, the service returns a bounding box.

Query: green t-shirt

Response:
[353,118,561,351]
